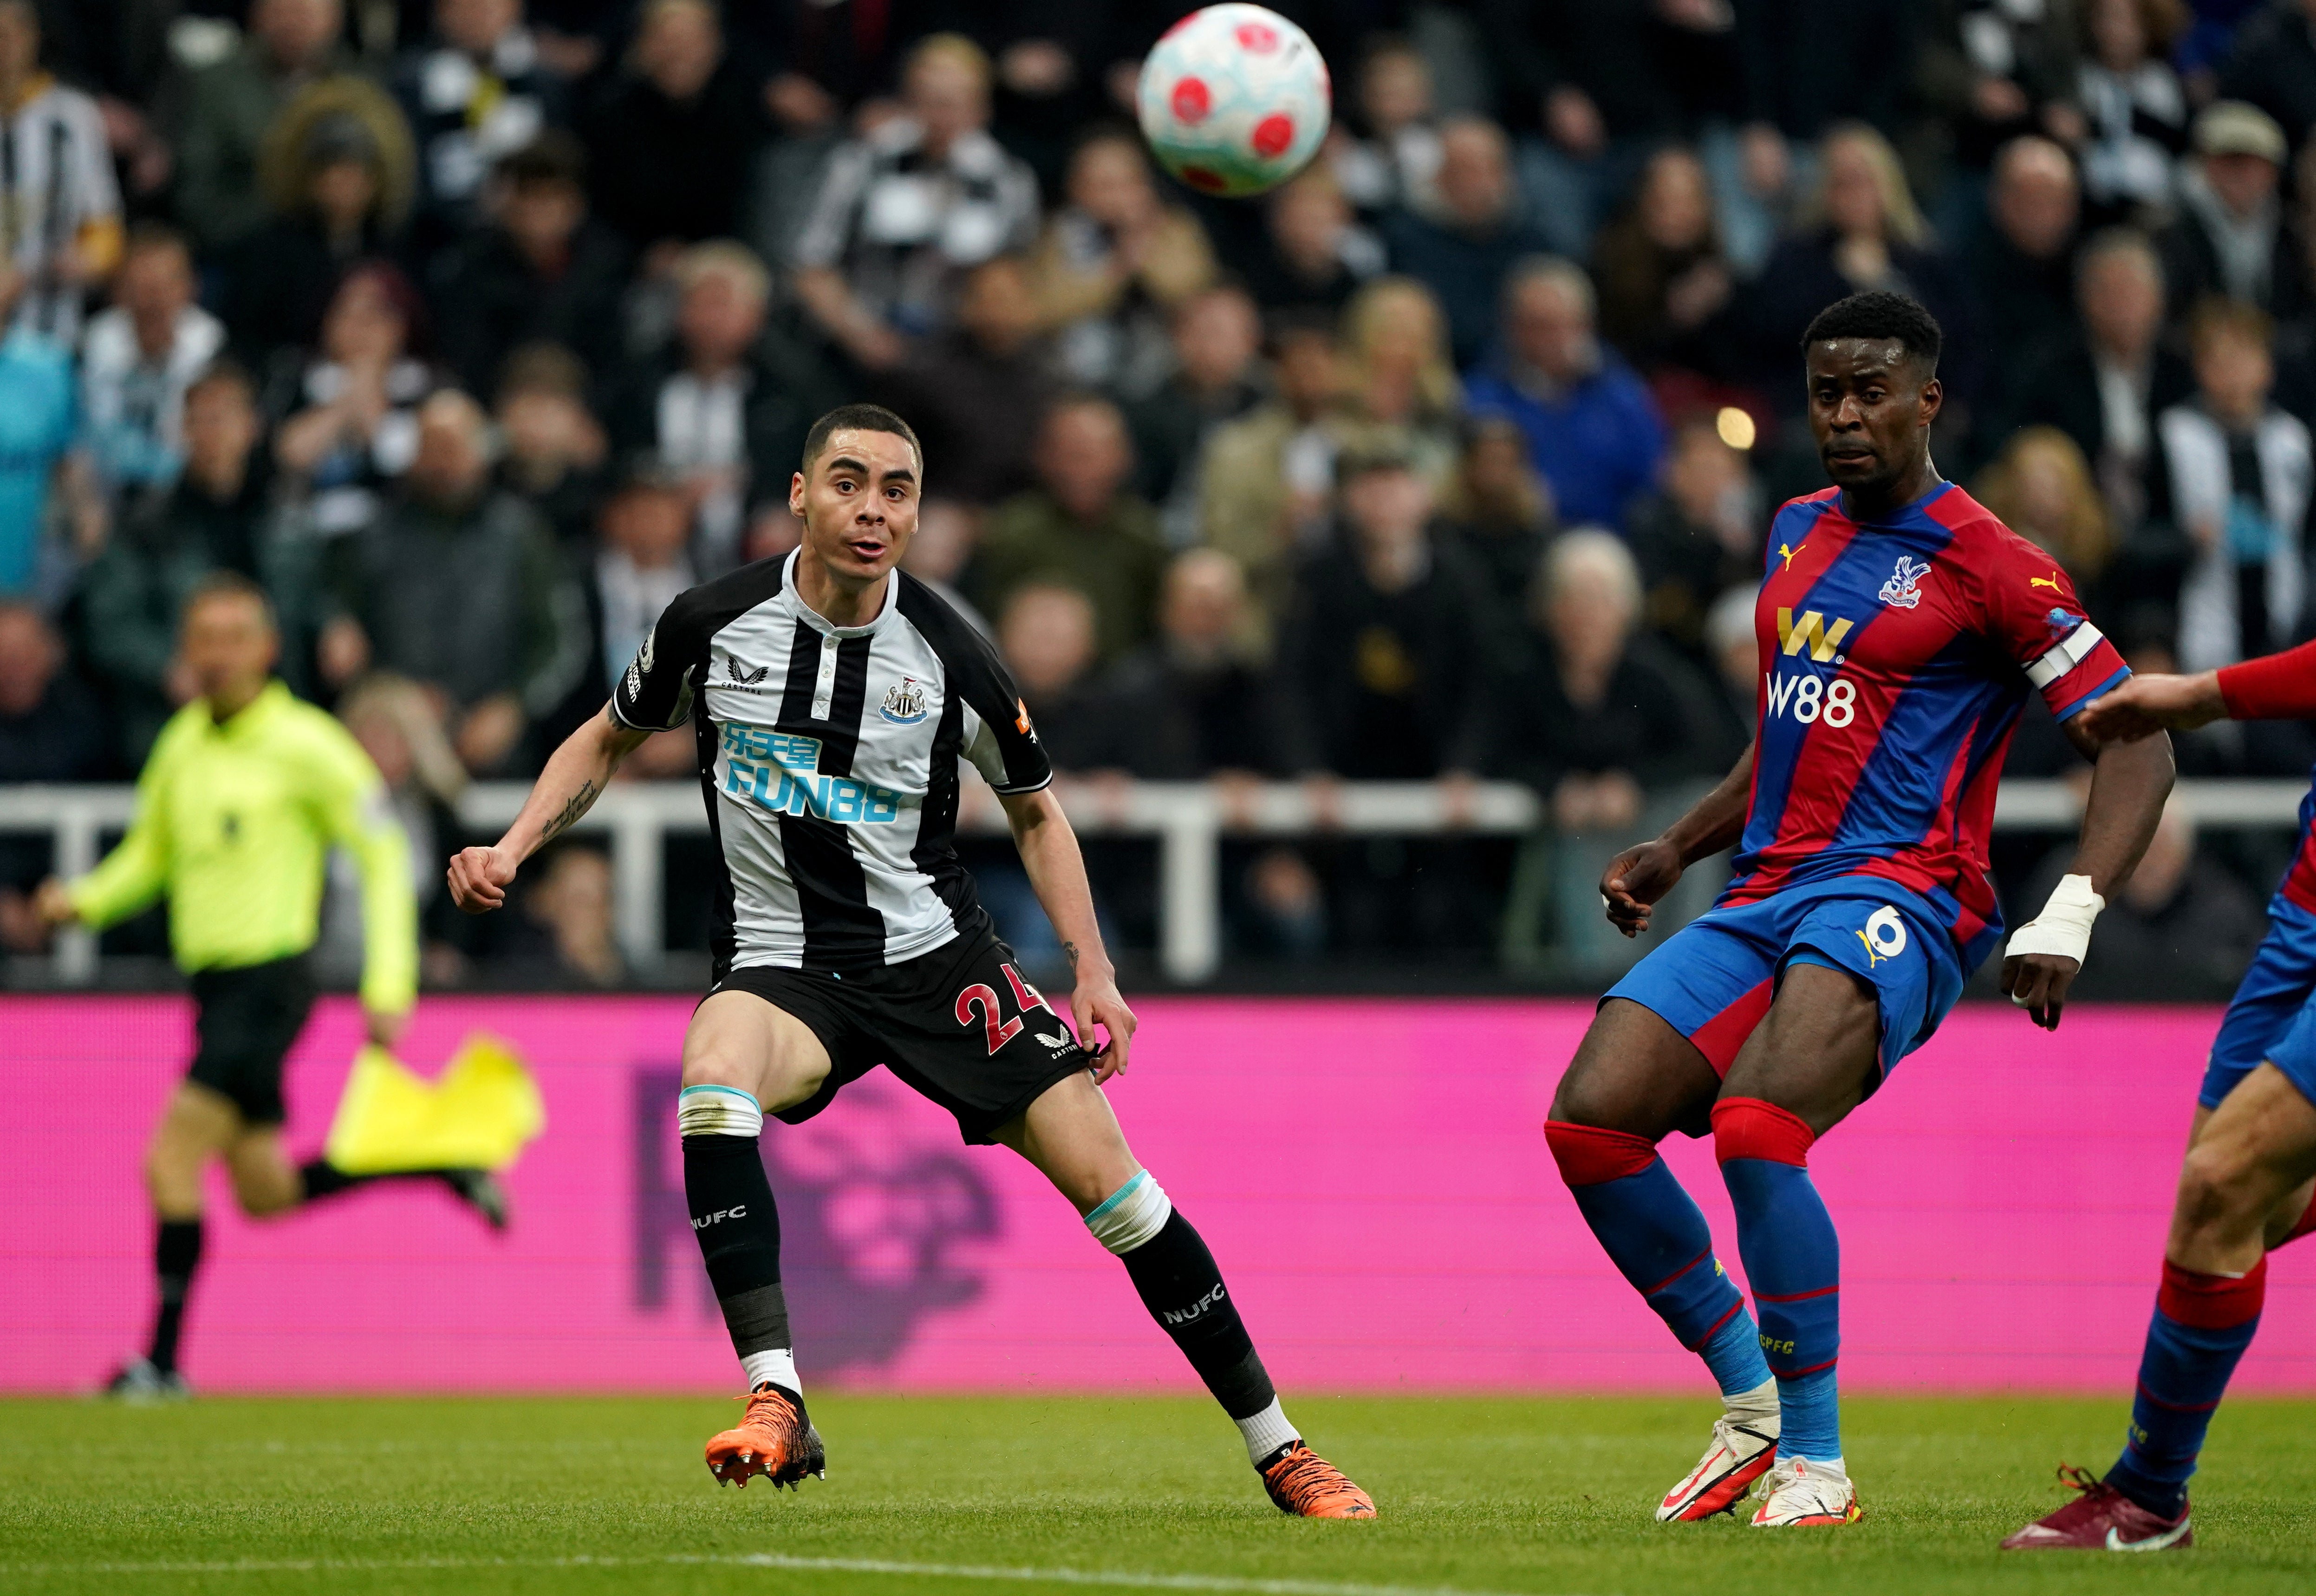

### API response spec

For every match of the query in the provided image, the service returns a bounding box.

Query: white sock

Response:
[1236,1397,1299,1466]
[741,1348,798,1395]
[1726,1378,1779,1426]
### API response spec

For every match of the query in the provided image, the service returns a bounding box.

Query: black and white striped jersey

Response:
[611,551,1052,976]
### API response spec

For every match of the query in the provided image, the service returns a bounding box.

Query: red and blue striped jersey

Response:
[1726,483,2130,966]
[2212,641,2316,915]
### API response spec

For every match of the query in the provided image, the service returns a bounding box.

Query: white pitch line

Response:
[0,1551,1581,1596]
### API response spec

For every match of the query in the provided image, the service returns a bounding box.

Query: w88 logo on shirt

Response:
[1764,606,1859,727]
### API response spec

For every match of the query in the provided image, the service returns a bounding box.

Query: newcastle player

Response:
[446,405,1373,1518]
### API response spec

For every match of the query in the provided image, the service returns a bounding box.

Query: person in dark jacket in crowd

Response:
[1382,117,1554,370]
[1093,549,1278,779]
[578,0,768,252]
[873,253,1056,508]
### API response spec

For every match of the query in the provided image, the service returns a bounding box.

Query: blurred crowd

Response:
[5,0,2316,988]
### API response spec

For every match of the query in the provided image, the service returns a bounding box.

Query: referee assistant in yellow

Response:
[37,574,505,1399]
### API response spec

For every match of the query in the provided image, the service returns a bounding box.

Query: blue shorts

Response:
[1607,876,1969,1082]
[2202,896,2316,1111]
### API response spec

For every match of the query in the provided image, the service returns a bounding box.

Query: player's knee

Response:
[1710,1096,1815,1168]
[2175,1140,2265,1236]
[1084,1169,1172,1255]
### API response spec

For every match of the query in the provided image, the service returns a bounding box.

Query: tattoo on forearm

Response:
[540,780,598,844]
[1062,941,1080,969]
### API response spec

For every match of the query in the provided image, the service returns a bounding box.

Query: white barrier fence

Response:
[2,777,2305,986]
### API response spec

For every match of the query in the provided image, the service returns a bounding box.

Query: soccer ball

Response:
[1137,5,1331,198]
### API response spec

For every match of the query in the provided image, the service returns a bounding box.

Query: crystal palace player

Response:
[2003,647,2316,1552]
[1546,293,2173,1527]
[446,405,1372,1518]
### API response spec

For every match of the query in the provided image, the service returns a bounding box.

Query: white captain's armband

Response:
[2004,873,2104,985]
[2026,621,2107,690]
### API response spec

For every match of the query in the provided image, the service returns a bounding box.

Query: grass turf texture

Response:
[3,1396,2314,1594]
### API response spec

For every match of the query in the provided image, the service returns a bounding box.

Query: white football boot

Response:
[1657,1405,1779,1521]
[1750,1454,1861,1526]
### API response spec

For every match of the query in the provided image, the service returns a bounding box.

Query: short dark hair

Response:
[802,403,923,476]
[183,570,278,632]
[186,357,258,406]
[497,130,586,190]
[1801,290,1944,374]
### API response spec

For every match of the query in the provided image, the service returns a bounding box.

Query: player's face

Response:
[1806,338,1940,494]
[790,429,920,583]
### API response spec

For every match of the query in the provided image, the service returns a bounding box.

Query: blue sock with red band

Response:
[1714,1097,1841,1461]
[1547,1121,1772,1400]
[2106,1258,2266,1518]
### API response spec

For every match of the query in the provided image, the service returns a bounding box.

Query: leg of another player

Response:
[1712,963,1882,1525]
[2182,1103,2316,1251]
[683,991,833,1488]
[1548,999,1781,1518]
[994,1073,1374,1517]
[2103,1064,2316,1521]
[128,1083,240,1390]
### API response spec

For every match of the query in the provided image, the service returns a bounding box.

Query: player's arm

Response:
[1000,787,1136,1083]
[2075,638,2316,740]
[1599,741,1754,939]
[446,705,650,913]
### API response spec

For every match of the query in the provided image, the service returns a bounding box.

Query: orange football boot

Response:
[705,1385,826,1490]
[1259,1441,1376,1518]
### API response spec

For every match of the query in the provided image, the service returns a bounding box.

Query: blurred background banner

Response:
[7,993,2312,1396]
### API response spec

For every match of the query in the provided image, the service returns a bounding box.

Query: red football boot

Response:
[2001,1466,2191,1551]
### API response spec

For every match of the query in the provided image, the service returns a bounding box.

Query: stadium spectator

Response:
[973,394,1167,667]
[81,363,288,766]
[506,843,625,986]
[0,0,121,343]
[1975,424,2120,586]
[873,254,1055,509]
[0,602,104,946]
[1915,0,2084,185]
[492,342,605,548]
[318,389,587,774]
[1744,123,1978,402]
[1328,35,1444,217]
[1380,117,1552,370]
[606,241,834,572]
[995,579,1107,772]
[2156,100,2302,322]
[900,496,987,632]
[272,263,437,531]
[1198,312,1361,641]
[1275,445,1481,779]
[1994,227,2190,529]
[2153,298,2312,670]
[2074,0,2190,227]
[2217,0,2316,153]
[1339,276,1464,491]
[79,225,226,495]
[2021,791,2264,998]
[1094,549,1278,779]
[1435,413,1558,646]
[1625,417,1765,663]
[791,32,1039,371]
[158,0,358,255]
[1238,168,1385,320]
[1700,578,1761,761]
[227,78,417,363]
[1587,145,1737,383]
[577,0,767,252]
[1970,138,2084,409]
[391,0,568,252]
[1471,528,1721,831]
[589,456,695,701]
[0,264,89,603]
[1026,127,1218,393]
[429,132,630,396]
[1464,256,1666,530]
[1122,283,1266,535]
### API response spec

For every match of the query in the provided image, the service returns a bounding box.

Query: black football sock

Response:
[683,1130,800,1405]
[148,1218,203,1373]
[1119,1210,1281,1430]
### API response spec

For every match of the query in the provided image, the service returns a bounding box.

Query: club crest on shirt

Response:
[1879,555,1930,610]
[2045,606,2084,633]
[879,676,929,724]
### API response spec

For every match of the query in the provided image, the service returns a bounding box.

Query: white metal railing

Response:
[2,777,2304,986]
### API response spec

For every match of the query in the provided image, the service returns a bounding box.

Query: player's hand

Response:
[2072,672,2225,744]
[364,1007,409,1049]
[32,877,78,927]
[447,845,518,914]
[1600,839,1683,938]
[2000,951,2080,1032]
[1070,967,1137,1084]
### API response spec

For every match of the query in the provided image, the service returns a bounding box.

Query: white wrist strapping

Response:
[2004,873,2104,982]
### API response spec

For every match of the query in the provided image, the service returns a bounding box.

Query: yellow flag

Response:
[325,1033,546,1174]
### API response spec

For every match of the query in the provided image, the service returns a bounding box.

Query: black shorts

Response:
[715,930,1096,1144]
[186,955,317,1126]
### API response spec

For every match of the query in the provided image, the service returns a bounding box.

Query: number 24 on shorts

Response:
[1764,670,1857,726]
[956,963,1056,1054]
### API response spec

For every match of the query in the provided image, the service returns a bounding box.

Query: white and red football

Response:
[1136,5,1331,199]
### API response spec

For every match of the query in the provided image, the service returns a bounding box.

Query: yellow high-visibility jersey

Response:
[68,680,417,1014]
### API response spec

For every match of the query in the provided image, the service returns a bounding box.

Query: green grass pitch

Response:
[3,1395,2314,1594]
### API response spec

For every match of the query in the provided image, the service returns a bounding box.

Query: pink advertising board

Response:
[4,995,2311,1395]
